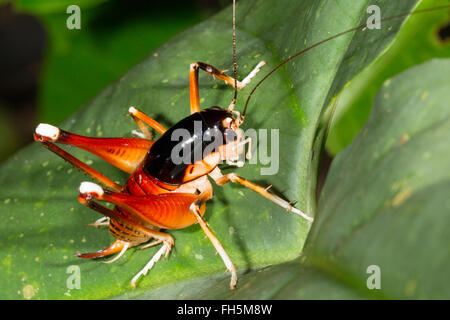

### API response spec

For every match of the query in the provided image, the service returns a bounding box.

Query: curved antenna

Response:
[232,0,238,104]
[241,4,450,119]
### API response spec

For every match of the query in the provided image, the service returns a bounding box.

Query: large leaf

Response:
[32,1,210,124]
[326,0,450,155]
[160,59,448,300]
[0,0,420,299]
[303,59,450,299]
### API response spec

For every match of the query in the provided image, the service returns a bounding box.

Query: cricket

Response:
[31,1,450,290]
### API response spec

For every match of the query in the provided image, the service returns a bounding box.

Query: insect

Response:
[33,1,449,289]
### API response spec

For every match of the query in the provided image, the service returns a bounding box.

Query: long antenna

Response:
[241,4,450,119]
[232,0,238,104]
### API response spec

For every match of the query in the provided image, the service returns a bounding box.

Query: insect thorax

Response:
[142,107,236,186]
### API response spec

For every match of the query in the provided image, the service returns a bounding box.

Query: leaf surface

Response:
[0,0,420,299]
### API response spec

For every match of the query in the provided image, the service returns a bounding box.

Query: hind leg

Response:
[130,242,171,287]
[78,182,175,286]
[34,124,153,175]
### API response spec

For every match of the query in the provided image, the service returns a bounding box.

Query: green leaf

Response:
[189,59,449,300]
[326,0,450,156]
[0,0,420,299]
[34,2,209,124]
[12,0,107,15]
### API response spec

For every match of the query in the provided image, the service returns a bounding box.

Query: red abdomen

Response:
[114,166,201,230]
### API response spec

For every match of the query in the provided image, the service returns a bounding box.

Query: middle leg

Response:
[209,168,313,222]
[190,202,237,290]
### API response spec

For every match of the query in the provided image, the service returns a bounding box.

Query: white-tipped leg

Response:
[35,123,60,141]
[79,181,104,197]
[237,61,266,89]
[131,242,172,288]
[191,204,237,290]
[102,241,130,264]
[87,216,110,228]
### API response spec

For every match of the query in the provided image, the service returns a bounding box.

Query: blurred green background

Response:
[0,0,227,162]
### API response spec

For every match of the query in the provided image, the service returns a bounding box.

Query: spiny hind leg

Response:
[34,128,122,191]
[78,182,174,246]
[34,123,153,176]
[77,182,175,286]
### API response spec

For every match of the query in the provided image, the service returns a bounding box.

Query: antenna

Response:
[241,4,450,119]
[232,0,238,104]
